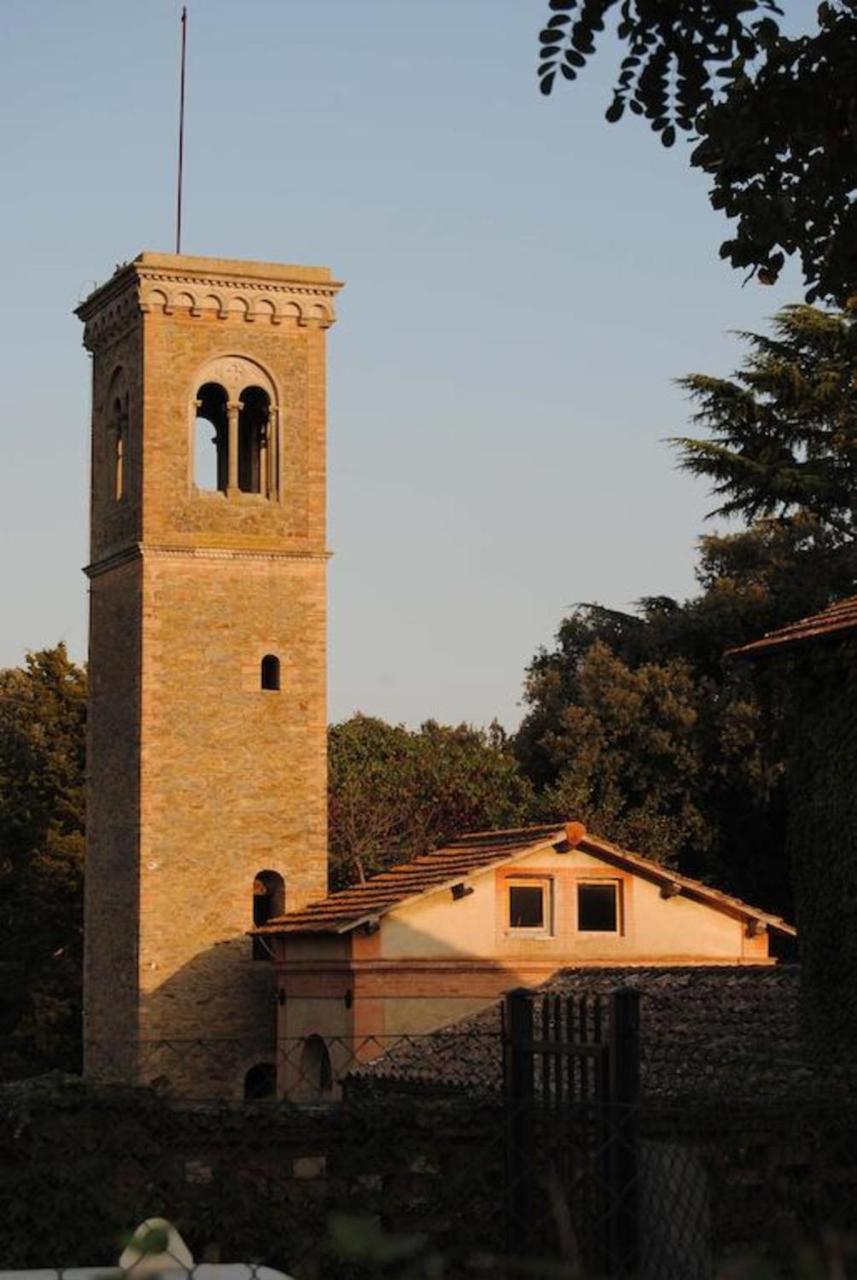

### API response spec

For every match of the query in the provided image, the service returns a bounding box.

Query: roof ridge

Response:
[729,592,857,658]
[579,834,794,931]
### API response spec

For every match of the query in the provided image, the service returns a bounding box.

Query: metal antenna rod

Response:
[176,5,187,254]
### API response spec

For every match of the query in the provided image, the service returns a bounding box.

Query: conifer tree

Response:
[0,646,86,1077]
[674,305,857,544]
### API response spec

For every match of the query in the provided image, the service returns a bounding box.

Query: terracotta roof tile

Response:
[729,594,857,658]
[254,822,795,938]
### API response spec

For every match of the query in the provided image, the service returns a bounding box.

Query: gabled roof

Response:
[254,822,795,938]
[729,594,857,658]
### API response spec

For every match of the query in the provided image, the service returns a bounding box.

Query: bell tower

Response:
[77,252,342,1095]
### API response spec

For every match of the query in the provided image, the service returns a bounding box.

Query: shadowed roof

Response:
[729,594,857,658]
[254,822,795,938]
[346,965,844,1104]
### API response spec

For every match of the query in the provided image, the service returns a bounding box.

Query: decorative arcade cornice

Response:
[76,251,343,353]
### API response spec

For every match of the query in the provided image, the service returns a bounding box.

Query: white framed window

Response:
[577,880,621,933]
[508,878,553,935]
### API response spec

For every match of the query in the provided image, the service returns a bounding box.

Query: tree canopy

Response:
[674,305,857,541]
[0,646,86,1078]
[515,304,857,913]
[328,714,534,889]
[539,1,857,305]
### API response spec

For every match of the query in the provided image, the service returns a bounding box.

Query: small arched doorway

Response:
[243,1061,276,1101]
[252,870,285,960]
[298,1034,333,1100]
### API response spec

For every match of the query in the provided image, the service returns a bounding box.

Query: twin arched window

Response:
[195,381,272,496]
[193,358,277,498]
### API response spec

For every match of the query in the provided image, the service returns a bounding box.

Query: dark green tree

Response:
[0,646,87,1078]
[328,714,534,889]
[530,640,708,866]
[674,305,857,541]
[517,305,857,914]
[538,2,857,304]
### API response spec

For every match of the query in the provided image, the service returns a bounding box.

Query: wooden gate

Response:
[503,986,641,1274]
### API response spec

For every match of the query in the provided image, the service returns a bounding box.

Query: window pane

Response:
[509,885,544,929]
[578,883,618,932]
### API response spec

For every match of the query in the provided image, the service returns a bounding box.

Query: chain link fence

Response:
[3,1022,857,1277]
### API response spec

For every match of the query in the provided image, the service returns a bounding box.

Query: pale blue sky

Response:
[0,0,818,728]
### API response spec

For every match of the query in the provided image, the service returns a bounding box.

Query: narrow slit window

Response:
[261,654,281,691]
[113,397,126,501]
[577,882,619,933]
[508,881,549,931]
[115,426,125,500]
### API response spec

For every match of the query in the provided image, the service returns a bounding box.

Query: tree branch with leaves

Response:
[538,1,857,304]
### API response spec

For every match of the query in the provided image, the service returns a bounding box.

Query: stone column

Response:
[267,405,279,499]
[227,400,240,494]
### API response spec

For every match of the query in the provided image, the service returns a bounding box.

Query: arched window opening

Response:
[253,869,285,960]
[260,654,281,691]
[298,1034,333,1099]
[194,382,228,492]
[244,1061,276,1101]
[113,396,127,501]
[238,386,271,495]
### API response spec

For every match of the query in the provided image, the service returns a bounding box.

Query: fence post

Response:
[608,987,641,1276]
[504,987,535,1259]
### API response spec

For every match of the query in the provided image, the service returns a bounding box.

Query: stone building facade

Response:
[257,822,795,1100]
[78,252,342,1094]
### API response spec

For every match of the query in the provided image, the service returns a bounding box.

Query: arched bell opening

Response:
[238,385,271,495]
[194,382,228,492]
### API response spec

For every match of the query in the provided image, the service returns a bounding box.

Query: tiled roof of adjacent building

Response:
[347,965,853,1104]
[254,822,795,938]
[729,593,857,658]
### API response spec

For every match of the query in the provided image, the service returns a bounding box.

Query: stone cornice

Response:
[76,251,343,352]
[85,542,332,578]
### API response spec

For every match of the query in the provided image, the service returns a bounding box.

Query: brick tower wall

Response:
[79,254,341,1097]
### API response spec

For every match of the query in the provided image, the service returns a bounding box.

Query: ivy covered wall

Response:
[786,641,857,1057]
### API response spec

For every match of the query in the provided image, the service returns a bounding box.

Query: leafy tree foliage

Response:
[517,306,857,913]
[539,1,857,305]
[694,3,857,304]
[515,523,841,913]
[328,714,534,889]
[538,0,781,146]
[530,640,708,865]
[0,646,86,1078]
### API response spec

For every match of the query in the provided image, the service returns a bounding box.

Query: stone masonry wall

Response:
[84,557,142,1078]
[80,255,339,1096]
[138,549,328,1058]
